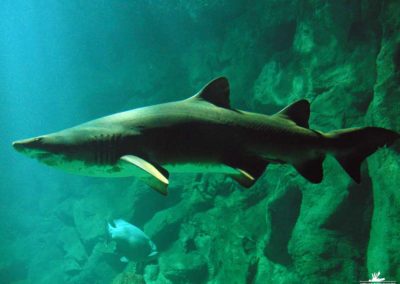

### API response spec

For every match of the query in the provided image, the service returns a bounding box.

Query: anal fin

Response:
[120,155,169,195]
[293,156,325,183]
[335,154,362,183]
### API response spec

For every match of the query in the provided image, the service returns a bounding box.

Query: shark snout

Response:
[12,137,44,153]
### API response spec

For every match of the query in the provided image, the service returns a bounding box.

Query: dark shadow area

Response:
[263,20,297,52]
[264,186,302,266]
[320,170,373,280]
[150,221,182,253]
[353,91,374,113]
[241,184,270,209]
[246,256,259,284]
[394,43,400,73]
[322,171,373,250]
[348,20,369,42]
[0,260,28,284]
[131,186,182,229]
[184,238,197,253]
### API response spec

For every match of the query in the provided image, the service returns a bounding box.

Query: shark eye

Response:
[34,137,43,142]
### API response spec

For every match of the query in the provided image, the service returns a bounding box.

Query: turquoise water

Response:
[1,1,400,283]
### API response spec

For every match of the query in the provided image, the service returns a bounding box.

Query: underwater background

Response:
[1,0,400,283]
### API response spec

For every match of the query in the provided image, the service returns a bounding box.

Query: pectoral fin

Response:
[119,155,169,195]
[148,251,158,257]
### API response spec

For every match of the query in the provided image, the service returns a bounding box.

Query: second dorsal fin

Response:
[191,77,230,109]
[274,100,310,128]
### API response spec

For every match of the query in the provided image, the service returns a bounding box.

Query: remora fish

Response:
[12,77,399,195]
[108,219,157,262]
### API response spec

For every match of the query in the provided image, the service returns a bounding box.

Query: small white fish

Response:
[108,219,158,262]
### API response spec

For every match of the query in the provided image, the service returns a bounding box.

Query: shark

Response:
[12,77,399,195]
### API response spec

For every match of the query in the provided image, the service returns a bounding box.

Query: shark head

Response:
[12,113,147,177]
[12,123,139,177]
[13,135,51,157]
[12,129,94,168]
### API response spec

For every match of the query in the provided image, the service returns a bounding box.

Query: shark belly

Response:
[164,163,238,174]
[53,159,139,178]
[53,157,238,178]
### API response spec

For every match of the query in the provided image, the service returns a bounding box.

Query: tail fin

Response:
[327,127,399,183]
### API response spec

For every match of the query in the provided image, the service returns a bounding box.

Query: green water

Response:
[1,1,399,283]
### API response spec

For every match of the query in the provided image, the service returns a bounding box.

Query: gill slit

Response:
[93,134,121,165]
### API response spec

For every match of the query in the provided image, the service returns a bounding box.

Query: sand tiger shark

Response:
[12,77,399,195]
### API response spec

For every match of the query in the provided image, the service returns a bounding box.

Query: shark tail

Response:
[326,126,399,183]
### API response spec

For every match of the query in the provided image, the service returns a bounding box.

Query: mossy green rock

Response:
[160,251,208,284]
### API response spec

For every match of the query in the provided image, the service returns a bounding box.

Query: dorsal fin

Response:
[191,77,230,109]
[274,99,310,128]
